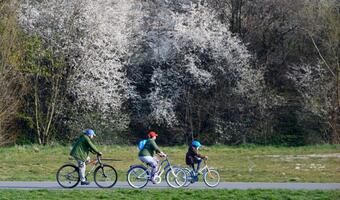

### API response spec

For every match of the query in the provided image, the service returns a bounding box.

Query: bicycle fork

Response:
[169,167,178,178]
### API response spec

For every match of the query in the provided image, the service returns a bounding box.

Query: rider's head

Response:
[84,129,96,139]
[192,140,201,148]
[148,131,158,140]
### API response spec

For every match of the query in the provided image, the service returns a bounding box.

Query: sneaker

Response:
[80,181,90,185]
[151,178,157,184]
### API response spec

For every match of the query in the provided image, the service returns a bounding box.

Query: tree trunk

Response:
[185,89,194,142]
[332,64,340,143]
[230,0,242,34]
[44,75,59,145]
[34,74,42,145]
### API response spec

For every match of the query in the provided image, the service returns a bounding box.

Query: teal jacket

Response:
[138,139,161,157]
[70,134,100,161]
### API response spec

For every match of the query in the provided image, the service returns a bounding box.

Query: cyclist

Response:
[138,131,166,184]
[185,140,207,174]
[70,129,102,185]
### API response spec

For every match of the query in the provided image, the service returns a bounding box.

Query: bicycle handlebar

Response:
[203,157,208,164]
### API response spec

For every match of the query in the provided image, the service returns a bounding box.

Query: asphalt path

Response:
[0,182,340,190]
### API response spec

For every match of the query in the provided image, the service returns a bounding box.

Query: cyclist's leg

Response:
[190,163,195,172]
[186,155,195,172]
[77,160,86,182]
[139,156,158,178]
[153,156,161,172]
[194,157,202,172]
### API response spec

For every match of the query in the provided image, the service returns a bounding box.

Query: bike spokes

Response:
[166,167,186,188]
[203,169,220,187]
[56,164,80,188]
[94,164,118,188]
[127,166,149,188]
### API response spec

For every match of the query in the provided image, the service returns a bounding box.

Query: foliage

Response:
[0,0,338,145]
[217,0,340,144]
[0,0,27,145]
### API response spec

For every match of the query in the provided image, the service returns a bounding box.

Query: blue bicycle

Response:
[127,156,187,188]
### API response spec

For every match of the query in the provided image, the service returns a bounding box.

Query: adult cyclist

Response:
[70,129,102,185]
[138,131,166,184]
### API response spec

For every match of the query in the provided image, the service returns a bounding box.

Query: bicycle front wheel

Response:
[56,164,80,188]
[165,167,187,188]
[182,168,193,187]
[127,166,149,188]
[94,164,118,188]
[203,169,220,187]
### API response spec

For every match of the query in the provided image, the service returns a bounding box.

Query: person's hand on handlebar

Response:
[97,152,103,156]
[159,152,167,157]
[204,155,208,160]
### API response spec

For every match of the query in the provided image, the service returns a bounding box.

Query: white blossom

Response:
[288,62,333,118]
[19,0,267,131]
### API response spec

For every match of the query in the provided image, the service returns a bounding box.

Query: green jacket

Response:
[138,139,161,157]
[70,134,100,161]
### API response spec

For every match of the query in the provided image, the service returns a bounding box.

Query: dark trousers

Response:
[187,156,202,172]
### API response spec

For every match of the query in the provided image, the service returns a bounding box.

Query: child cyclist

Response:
[186,140,208,174]
[70,129,102,185]
[138,131,166,184]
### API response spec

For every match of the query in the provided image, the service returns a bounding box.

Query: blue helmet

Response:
[192,140,201,148]
[84,129,96,136]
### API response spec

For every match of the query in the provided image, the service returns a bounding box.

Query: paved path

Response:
[0,182,340,190]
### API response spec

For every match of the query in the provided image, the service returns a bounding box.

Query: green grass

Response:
[0,144,339,182]
[0,189,339,200]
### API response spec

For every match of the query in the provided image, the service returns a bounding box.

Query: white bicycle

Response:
[183,158,220,187]
[127,155,187,188]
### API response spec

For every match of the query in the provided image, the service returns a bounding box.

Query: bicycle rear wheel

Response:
[94,164,118,188]
[203,169,220,187]
[127,166,149,188]
[165,167,186,188]
[56,164,80,188]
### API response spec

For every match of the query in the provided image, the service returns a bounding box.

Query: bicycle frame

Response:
[138,157,177,180]
[57,155,118,189]
[127,155,186,189]
[197,160,209,174]
[83,155,103,178]
[188,159,212,176]
[183,159,220,187]
[155,157,173,176]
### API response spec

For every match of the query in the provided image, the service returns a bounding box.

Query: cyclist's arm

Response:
[150,139,162,154]
[192,146,205,159]
[85,136,100,154]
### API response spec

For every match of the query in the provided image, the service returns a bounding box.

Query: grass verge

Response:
[0,144,339,182]
[0,189,340,200]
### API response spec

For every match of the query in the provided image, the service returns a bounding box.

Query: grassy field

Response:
[0,189,339,200]
[0,144,339,182]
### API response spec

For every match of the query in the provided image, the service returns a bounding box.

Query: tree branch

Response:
[308,32,336,77]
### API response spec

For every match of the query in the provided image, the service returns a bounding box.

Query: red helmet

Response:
[148,131,158,138]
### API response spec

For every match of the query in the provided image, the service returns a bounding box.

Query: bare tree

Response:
[0,0,26,145]
[289,0,340,143]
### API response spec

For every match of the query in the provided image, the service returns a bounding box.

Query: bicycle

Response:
[56,155,118,188]
[183,158,220,187]
[127,155,187,189]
